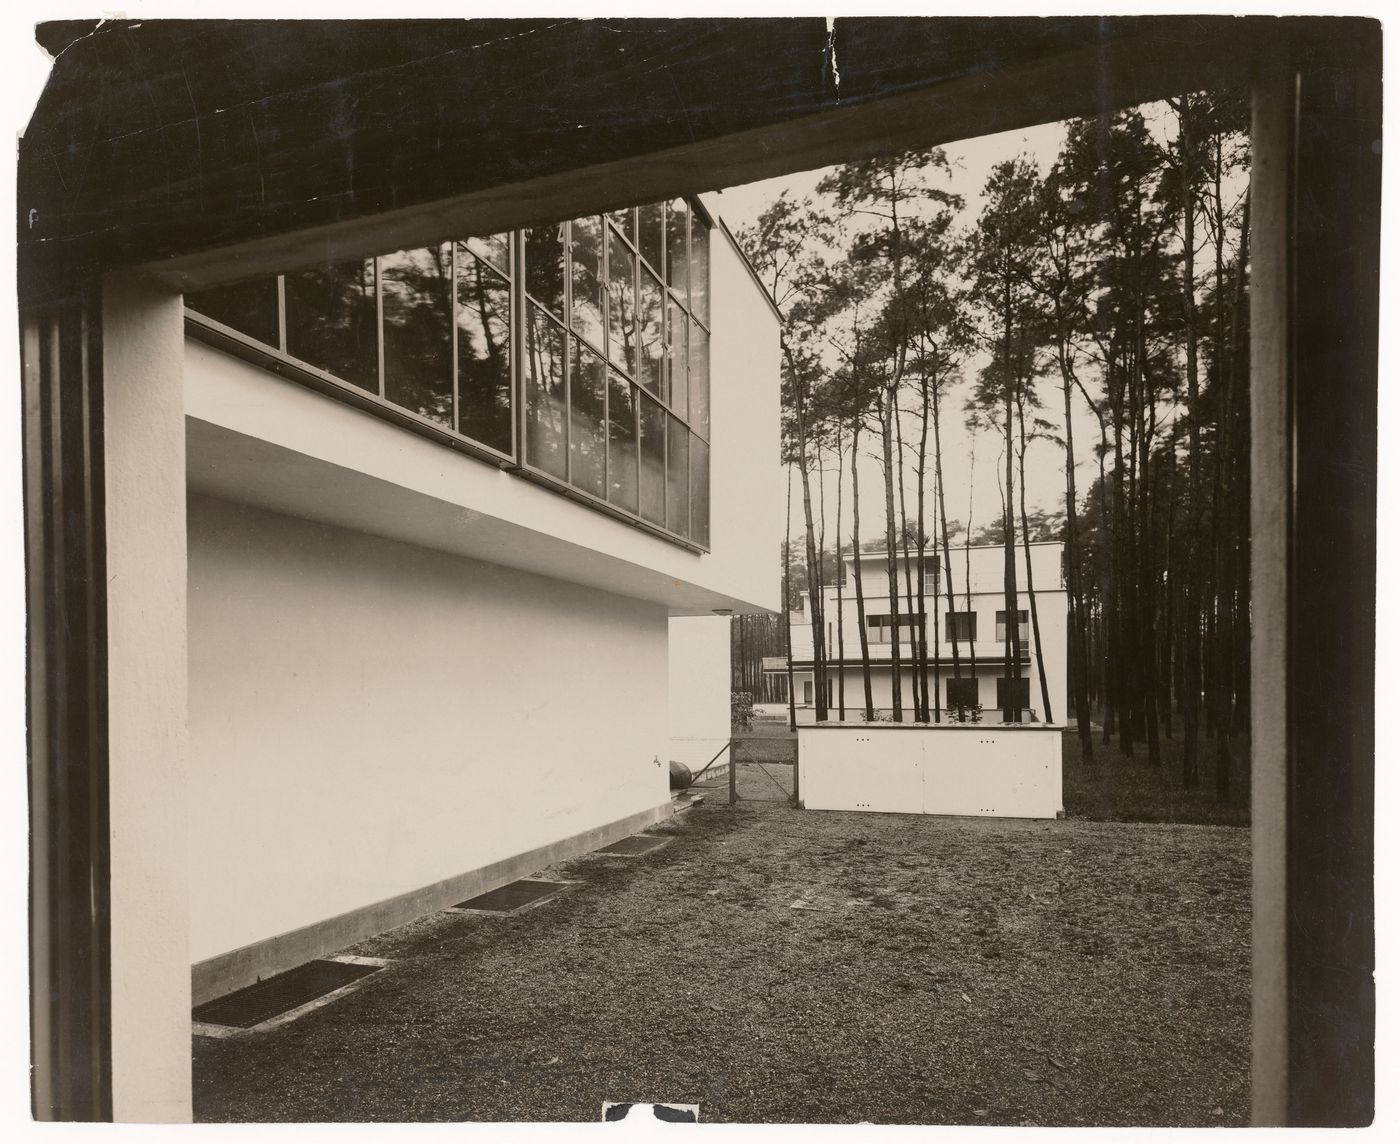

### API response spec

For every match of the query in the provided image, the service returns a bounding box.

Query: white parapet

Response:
[796,724,1064,819]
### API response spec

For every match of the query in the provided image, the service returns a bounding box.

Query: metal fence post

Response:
[729,736,737,806]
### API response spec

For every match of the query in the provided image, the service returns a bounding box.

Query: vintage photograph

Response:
[14,9,1379,1129]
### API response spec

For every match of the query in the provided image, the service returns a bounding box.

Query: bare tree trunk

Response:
[1056,337,1093,756]
[1015,379,1054,722]
[916,350,934,723]
[932,364,964,721]
[964,430,979,703]
[790,371,829,723]
[881,389,905,721]
[1001,272,1023,723]
[834,432,847,721]
[850,419,875,720]
[895,406,923,720]
[784,467,796,731]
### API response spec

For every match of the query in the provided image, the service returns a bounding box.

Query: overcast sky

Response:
[709,117,1118,558]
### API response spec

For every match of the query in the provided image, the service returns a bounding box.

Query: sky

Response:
[709,117,1125,558]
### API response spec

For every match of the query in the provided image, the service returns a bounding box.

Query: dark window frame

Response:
[994,609,1030,643]
[945,610,977,643]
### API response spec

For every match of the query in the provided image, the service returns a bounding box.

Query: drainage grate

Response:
[598,835,668,857]
[192,959,380,1029]
[453,878,567,914]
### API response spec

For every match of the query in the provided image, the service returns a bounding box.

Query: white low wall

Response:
[188,494,672,966]
[797,725,1064,819]
[667,615,732,780]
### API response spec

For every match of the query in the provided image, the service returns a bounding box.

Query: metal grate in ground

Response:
[192,959,382,1029]
[597,835,669,857]
[452,878,569,914]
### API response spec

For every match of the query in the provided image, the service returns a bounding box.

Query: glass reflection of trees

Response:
[283,257,379,391]
[184,198,712,548]
[525,304,567,480]
[382,243,453,426]
[456,242,512,454]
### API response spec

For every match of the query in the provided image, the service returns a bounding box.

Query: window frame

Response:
[944,610,977,643]
[184,197,714,555]
[994,609,1031,643]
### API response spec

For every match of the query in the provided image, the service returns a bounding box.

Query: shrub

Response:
[731,690,756,732]
[950,702,984,724]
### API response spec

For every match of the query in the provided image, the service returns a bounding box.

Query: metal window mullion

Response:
[598,218,610,503]
[374,256,385,399]
[564,221,574,486]
[633,379,641,513]
[276,274,287,353]
[512,231,525,466]
[449,241,460,435]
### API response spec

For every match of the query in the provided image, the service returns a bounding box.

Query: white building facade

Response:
[775,542,1067,725]
[180,198,779,1006]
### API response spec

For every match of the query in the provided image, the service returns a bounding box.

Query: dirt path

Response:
[194,802,1249,1125]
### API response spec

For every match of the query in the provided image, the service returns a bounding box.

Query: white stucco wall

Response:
[667,615,732,777]
[187,494,671,964]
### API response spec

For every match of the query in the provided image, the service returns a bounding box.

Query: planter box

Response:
[796,724,1064,819]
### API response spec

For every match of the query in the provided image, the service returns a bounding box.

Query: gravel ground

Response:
[193,801,1249,1125]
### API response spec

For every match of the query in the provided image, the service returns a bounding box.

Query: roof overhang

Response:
[17,15,1363,304]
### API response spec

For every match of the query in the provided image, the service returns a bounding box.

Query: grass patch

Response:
[1062,715,1250,827]
[194,805,1250,1126]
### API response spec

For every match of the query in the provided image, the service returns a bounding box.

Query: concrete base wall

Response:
[797,725,1064,819]
[187,494,671,973]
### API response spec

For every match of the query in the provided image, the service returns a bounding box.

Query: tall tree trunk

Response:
[881,389,905,721]
[784,467,796,731]
[1055,335,1093,756]
[964,431,979,704]
[790,371,829,723]
[932,364,965,721]
[1015,378,1054,722]
[917,351,934,723]
[1000,267,1023,723]
[834,433,847,721]
[895,406,923,720]
[850,419,875,720]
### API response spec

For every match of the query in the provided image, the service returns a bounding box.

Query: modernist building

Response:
[18,16,1378,1126]
[174,195,779,1008]
[774,543,1067,724]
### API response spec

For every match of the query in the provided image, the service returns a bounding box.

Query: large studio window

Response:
[185,197,713,550]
